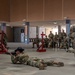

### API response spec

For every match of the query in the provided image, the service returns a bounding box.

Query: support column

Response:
[36,26,39,36]
[1,23,6,33]
[66,19,71,47]
[0,24,1,30]
[25,22,30,44]
[58,25,61,48]
[66,19,70,36]
[58,25,61,34]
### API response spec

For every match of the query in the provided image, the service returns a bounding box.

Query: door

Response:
[13,27,25,42]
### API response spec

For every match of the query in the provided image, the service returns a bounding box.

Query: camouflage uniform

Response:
[11,53,29,64]
[59,31,67,48]
[11,51,64,70]
[54,33,59,48]
[61,32,67,40]
[11,55,19,64]
[44,36,49,48]
[3,31,7,47]
[46,60,64,67]
[54,33,59,40]
[64,39,68,49]
[11,55,47,70]
[19,53,29,64]
[66,29,75,52]
[26,57,47,70]
[48,31,54,40]
[26,58,64,68]
[69,32,75,48]
[32,35,40,48]
[48,31,54,48]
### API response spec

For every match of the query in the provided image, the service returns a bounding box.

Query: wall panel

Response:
[10,0,27,22]
[28,0,43,21]
[6,26,13,42]
[45,0,62,20]
[10,0,75,21]
[63,0,75,19]
[0,0,10,21]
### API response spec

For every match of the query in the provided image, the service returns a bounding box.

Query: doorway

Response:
[13,27,25,42]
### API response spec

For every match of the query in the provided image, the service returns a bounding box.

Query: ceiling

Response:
[0,19,75,28]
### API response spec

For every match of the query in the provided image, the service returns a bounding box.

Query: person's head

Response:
[45,35,47,38]
[55,32,57,35]
[50,31,52,34]
[15,50,20,55]
[62,29,65,33]
[15,47,24,54]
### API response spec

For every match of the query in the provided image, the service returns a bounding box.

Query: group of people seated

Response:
[32,29,75,49]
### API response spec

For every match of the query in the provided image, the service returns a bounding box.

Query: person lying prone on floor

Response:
[7,47,64,70]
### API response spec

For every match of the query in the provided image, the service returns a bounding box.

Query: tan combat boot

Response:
[39,63,46,70]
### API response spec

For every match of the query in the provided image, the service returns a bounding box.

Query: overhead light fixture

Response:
[64,17,68,19]
[53,21,57,24]
[6,24,10,26]
[23,23,25,26]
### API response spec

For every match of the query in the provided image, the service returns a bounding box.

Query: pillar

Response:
[36,26,39,36]
[58,25,61,34]
[66,19,71,47]
[1,23,6,33]
[66,19,70,36]
[25,22,30,44]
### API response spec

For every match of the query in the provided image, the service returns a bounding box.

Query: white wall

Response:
[52,26,58,35]
[29,25,66,38]
[39,27,46,38]
[45,27,52,36]
[29,27,36,38]
[61,25,66,32]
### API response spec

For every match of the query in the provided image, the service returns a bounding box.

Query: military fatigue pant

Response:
[26,57,47,70]
[44,43,49,48]
[32,42,39,48]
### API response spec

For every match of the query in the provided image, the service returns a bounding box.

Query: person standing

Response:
[44,35,49,48]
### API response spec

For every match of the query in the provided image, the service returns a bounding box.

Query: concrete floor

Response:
[0,44,75,75]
